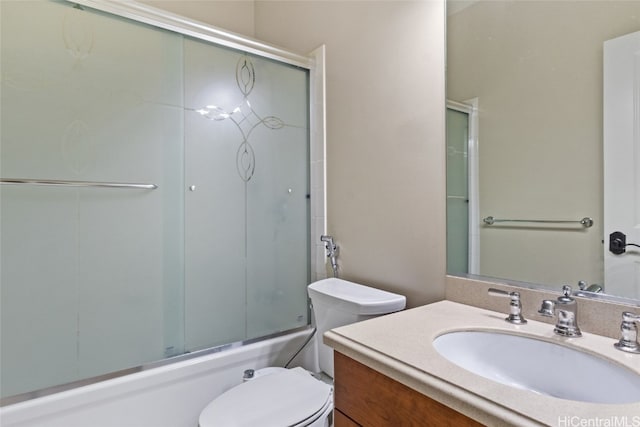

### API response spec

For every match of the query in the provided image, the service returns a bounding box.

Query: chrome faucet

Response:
[574,280,604,295]
[538,285,582,337]
[614,312,640,354]
[488,288,527,324]
[320,235,339,278]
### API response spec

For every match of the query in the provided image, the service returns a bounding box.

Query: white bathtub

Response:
[0,329,317,427]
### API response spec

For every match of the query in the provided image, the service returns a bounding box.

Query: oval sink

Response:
[433,331,640,404]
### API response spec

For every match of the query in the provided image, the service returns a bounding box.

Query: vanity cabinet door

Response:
[334,409,360,427]
[333,351,483,427]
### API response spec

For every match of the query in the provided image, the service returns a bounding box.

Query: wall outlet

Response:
[609,231,627,255]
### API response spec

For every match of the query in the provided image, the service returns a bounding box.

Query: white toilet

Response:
[198,278,406,427]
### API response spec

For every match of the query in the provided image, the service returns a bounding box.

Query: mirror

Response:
[446,0,640,301]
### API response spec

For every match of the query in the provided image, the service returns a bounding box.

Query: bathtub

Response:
[0,329,316,427]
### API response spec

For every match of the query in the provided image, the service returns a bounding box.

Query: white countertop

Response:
[324,300,640,427]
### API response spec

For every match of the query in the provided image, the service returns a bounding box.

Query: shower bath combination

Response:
[0,0,322,405]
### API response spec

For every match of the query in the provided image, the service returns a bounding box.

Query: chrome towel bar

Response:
[483,216,593,228]
[1,178,157,190]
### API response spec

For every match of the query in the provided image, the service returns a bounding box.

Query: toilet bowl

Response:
[198,278,406,427]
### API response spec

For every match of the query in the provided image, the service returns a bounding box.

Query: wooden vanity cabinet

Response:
[333,351,484,427]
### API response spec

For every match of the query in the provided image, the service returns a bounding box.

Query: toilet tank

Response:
[307,278,406,377]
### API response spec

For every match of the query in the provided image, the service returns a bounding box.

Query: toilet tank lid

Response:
[308,278,406,315]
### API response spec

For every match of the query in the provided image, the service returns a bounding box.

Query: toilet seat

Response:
[199,367,333,427]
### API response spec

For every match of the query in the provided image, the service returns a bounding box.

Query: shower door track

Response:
[0,325,313,407]
[69,0,312,69]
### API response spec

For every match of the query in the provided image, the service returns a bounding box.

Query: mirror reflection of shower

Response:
[321,235,339,277]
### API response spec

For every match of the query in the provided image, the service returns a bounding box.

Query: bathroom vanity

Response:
[333,351,482,426]
[325,301,640,427]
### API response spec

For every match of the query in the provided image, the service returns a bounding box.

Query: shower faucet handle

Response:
[488,288,527,325]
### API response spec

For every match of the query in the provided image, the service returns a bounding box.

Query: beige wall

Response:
[448,1,640,289]
[256,1,447,307]
[144,0,447,307]
[140,0,256,36]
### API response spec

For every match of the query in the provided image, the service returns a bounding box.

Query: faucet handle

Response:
[559,285,574,301]
[488,288,527,324]
[614,312,640,354]
[538,300,555,317]
[622,312,640,322]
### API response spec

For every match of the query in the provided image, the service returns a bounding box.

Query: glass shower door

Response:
[0,0,185,396]
[245,59,310,339]
[183,40,310,351]
[1,0,312,401]
[446,108,470,274]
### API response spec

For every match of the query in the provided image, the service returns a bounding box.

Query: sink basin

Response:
[433,331,640,404]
